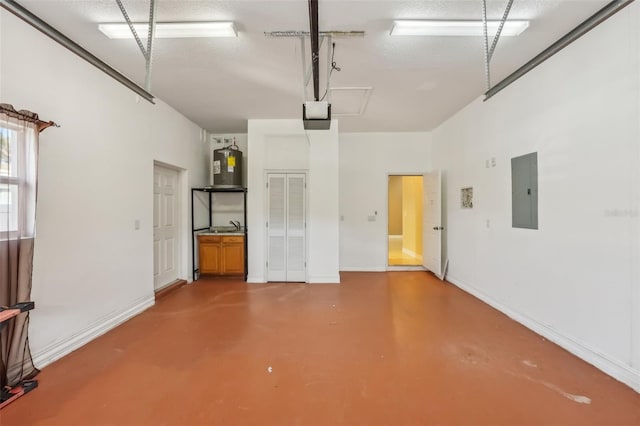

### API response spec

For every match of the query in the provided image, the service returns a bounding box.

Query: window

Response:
[0,123,36,239]
[0,127,19,236]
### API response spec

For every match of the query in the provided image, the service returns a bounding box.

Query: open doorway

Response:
[388,175,423,266]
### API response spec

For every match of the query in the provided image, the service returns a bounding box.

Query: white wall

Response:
[247,120,340,283]
[1,11,209,368]
[432,4,640,391]
[339,132,432,271]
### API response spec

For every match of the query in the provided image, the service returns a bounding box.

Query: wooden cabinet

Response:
[198,235,245,276]
[221,237,245,275]
[198,235,221,274]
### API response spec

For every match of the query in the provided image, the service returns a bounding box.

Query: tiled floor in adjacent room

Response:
[2,272,639,425]
[388,237,422,266]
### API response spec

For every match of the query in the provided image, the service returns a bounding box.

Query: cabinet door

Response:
[222,243,245,275]
[199,243,221,274]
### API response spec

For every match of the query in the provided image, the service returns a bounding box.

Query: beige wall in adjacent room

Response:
[401,176,423,259]
[388,176,403,235]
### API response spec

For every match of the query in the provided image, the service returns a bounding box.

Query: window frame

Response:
[0,123,28,240]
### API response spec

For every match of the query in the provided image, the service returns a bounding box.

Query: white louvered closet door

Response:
[267,173,306,282]
[267,174,287,281]
[285,174,306,282]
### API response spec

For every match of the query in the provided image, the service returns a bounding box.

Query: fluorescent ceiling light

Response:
[390,20,529,37]
[99,22,237,39]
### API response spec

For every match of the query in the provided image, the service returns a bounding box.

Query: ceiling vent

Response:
[327,87,373,116]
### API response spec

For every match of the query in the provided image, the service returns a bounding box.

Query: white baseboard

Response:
[154,278,184,292]
[339,266,386,272]
[308,275,341,284]
[248,276,341,284]
[447,275,640,393]
[401,248,424,261]
[32,295,155,370]
[387,266,426,271]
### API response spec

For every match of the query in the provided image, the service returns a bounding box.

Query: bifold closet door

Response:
[285,174,306,281]
[267,174,286,281]
[267,173,306,282]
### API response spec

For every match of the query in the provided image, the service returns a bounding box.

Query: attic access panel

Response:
[511,152,538,229]
[328,87,373,116]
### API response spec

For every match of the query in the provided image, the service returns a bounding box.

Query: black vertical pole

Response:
[309,0,320,101]
[208,191,212,229]
[191,188,195,280]
[244,188,248,281]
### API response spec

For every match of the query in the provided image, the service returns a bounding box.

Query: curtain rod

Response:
[0,0,155,104]
[0,103,59,132]
[484,0,635,100]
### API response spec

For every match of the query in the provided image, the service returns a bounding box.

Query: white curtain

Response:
[0,110,40,387]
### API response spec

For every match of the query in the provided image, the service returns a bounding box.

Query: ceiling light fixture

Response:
[98,21,237,39]
[390,20,529,37]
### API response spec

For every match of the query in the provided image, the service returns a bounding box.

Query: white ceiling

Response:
[19,0,609,133]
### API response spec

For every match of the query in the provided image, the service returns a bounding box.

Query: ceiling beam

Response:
[264,30,365,38]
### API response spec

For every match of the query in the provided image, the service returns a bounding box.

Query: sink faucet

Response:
[229,220,241,231]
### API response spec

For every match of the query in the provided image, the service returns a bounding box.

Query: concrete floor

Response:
[3,272,639,425]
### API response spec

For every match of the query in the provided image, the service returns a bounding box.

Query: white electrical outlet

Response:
[367,215,376,222]
[134,219,140,230]
[486,219,490,228]
[491,157,496,167]
[485,159,490,168]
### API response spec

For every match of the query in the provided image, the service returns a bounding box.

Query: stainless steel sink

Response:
[206,226,244,234]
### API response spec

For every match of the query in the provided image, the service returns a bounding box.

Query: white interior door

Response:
[267,173,307,282]
[423,170,442,277]
[153,165,181,290]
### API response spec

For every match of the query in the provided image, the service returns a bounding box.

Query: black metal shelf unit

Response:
[191,187,248,281]
[0,302,38,408]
